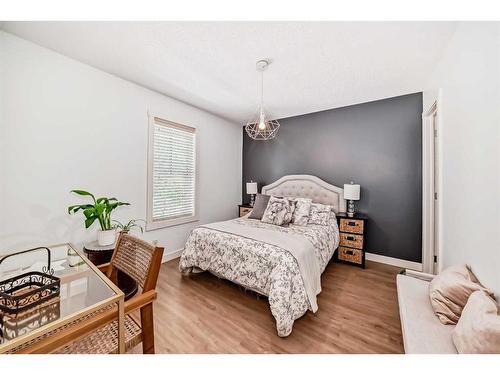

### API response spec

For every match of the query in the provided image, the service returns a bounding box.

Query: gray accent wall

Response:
[242,93,423,263]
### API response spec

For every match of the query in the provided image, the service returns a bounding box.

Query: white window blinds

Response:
[150,117,196,224]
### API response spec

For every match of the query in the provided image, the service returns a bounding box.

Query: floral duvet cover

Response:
[179,214,339,337]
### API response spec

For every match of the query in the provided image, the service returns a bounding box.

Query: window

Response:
[147,116,197,230]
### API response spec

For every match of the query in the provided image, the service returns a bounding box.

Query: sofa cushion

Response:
[397,274,457,354]
[429,264,493,324]
[452,290,500,353]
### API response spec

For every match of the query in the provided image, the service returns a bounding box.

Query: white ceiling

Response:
[2,22,456,123]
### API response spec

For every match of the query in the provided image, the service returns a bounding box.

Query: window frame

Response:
[146,114,199,231]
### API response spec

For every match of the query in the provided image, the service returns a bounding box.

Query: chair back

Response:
[108,233,164,292]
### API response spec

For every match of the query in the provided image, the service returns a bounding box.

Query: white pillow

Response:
[308,203,332,226]
[261,196,294,226]
[289,197,312,226]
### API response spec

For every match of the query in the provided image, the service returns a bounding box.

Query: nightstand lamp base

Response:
[347,200,356,217]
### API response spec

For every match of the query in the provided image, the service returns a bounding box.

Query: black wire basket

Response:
[0,247,61,315]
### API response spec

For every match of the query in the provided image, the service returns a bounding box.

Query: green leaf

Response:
[95,203,106,215]
[70,190,96,200]
[68,205,80,214]
[112,220,124,229]
[83,208,96,218]
[84,216,98,229]
[68,204,93,214]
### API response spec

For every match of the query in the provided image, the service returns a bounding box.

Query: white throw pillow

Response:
[261,196,294,226]
[308,203,332,226]
[289,197,312,226]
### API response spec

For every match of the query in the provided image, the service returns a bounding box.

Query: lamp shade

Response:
[246,182,258,195]
[343,183,360,200]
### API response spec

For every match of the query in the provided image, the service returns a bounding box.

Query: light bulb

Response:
[258,110,266,130]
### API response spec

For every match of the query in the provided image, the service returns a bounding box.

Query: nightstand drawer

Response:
[339,233,364,249]
[339,218,364,234]
[337,246,363,265]
[239,207,252,217]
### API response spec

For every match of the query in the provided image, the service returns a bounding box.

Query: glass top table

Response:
[0,243,125,353]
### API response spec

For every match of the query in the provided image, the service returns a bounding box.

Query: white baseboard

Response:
[365,252,422,271]
[162,248,184,263]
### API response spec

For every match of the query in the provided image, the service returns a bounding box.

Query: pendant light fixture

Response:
[245,59,280,141]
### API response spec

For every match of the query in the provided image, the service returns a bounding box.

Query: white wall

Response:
[423,23,500,295]
[0,31,242,259]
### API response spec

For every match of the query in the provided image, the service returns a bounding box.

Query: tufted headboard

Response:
[261,175,346,213]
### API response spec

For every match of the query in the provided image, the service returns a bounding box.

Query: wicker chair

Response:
[56,233,164,354]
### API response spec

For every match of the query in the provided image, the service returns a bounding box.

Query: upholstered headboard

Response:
[261,175,346,213]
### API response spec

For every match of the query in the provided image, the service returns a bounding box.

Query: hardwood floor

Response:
[136,258,404,353]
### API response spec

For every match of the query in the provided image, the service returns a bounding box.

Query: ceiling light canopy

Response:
[245,59,280,141]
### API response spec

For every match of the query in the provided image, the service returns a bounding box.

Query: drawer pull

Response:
[345,250,353,255]
[346,236,355,241]
[348,222,356,226]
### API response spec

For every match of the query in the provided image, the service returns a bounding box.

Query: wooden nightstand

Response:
[238,204,253,217]
[335,212,368,268]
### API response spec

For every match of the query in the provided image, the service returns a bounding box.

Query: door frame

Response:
[422,100,441,274]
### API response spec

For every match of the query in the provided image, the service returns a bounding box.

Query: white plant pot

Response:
[97,229,116,246]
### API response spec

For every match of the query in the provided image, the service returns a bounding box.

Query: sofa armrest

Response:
[404,269,436,282]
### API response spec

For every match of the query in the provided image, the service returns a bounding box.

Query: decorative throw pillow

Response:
[308,203,333,226]
[261,196,294,226]
[452,291,500,353]
[248,193,271,220]
[285,198,296,224]
[289,197,312,226]
[429,265,494,324]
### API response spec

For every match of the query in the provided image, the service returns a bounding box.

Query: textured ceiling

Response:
[2,22,456,123]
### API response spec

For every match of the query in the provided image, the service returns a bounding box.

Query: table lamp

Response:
[343,181,360,217]
[246,181,258,207]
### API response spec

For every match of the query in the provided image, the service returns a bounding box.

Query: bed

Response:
[179,175,346,337]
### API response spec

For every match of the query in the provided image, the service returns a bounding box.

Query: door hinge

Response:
[434,192,438,200]
[434,255,438,263]
[434,129,438,137]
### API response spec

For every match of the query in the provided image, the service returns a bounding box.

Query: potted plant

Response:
[112,219,145,235]
[68,190,130,246]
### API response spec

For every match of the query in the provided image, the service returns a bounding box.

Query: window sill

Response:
[146,215,199,231]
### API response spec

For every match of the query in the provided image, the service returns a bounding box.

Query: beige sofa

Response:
[396,270,457,354]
